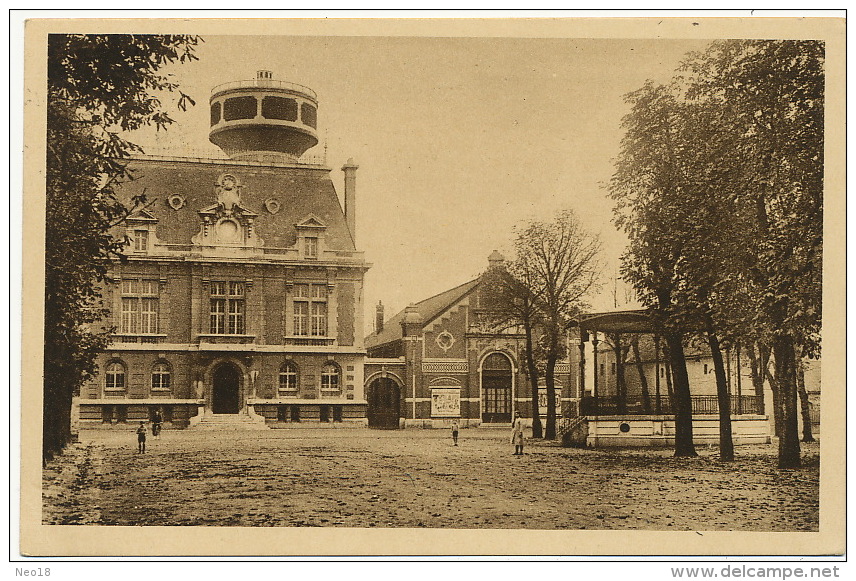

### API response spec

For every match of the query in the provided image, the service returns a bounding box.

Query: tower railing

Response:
[135,146,327,167]
[211,79,317,100]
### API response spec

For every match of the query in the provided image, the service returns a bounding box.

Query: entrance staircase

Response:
[558,416,588,447]
[190,412,269,431]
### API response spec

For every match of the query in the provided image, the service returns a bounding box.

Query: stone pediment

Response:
[126,207,158,223]
[296,214,327,229]
[197,203,259,219]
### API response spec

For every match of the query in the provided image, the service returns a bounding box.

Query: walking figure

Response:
[136,421,147,453]
[511,411,524,455]
[152,409,163,439]
[451,419,460,446]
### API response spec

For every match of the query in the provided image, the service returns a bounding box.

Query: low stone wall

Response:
[252,402,368,426]
[586,414,770,447]
[77,402,200,429]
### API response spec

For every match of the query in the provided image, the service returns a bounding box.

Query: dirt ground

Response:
[42,427,819,530]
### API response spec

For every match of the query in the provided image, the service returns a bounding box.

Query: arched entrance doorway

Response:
[367,377,401,429]
[212,362,241,414]
[482,352,513,423]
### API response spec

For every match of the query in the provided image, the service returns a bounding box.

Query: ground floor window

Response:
[321,362,340,392]
[105,361,126,394]
[279,361,298,394]
[152,361,171,392]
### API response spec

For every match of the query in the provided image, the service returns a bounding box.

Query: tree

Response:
[44,34,200,461]
[630,337,652,413]
[613,40,823,467]
[682,40,823,468]
[609,81,700,457]
[795,355,815,443]
[513,210,602,440]
[601,333,631,414]
[480,256,545,438]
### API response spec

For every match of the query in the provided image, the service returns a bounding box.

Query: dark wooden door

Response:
[213,363,240,414]
[482,352,513,423]
[367,378,401,429]
[482,374,512,423]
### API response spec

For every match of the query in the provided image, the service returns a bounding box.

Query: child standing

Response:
[511,411,524,455]
[136,421,147,453]
[451,419,460,446]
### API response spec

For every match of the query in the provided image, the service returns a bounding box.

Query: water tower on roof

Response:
[209,70,319,162]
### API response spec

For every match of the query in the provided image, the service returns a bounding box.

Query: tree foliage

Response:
[610,40,823,466]
[44,34,200,460]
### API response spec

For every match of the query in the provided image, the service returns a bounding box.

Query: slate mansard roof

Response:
[119,155,356,253]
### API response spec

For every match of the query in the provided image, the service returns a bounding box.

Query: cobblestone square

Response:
[42,428,820,530]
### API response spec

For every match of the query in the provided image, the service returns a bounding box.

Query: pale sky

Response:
[131,35,711,326]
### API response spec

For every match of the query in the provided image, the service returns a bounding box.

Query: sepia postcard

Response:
[18,14,846,559]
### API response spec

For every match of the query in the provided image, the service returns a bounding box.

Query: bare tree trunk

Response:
[748,342,771,420]
[663,343,675,413]
[544,353,558,440]
[796,357,815,443]
[705,319,734,462]
[632,337,652,412]
[772,336,801,468]
[770,366,784,439]
[665,332,696,457]
[524,321,542,439]
[43,372,74,463]
[611,334,627,414]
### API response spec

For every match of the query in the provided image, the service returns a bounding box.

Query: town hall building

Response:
[76,71,370,428]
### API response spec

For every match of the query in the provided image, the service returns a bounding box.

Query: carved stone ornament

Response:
[167,194,186,210]
[215,173,242,215]
[264,198,281,215]
[436,330,455,352]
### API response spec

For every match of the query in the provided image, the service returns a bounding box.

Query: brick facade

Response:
[364,262,575,428]
[77,73,369,429]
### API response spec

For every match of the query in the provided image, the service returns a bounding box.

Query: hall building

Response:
[76,71,370,428]
[363,252,575,429]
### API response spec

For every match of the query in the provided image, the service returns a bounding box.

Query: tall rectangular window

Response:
[120,279,159,334]
[293,283,327,336]
[305,237,318,259]
[311,302,327,336]
[210,281,245,334]
[133,230,149,252]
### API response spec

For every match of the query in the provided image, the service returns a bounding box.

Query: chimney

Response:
[341,158,359,243]
[401,304,423,337]
[376,301,385,332]
[488,249,506,269]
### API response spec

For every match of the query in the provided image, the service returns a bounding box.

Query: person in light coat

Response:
[511,411,525,455]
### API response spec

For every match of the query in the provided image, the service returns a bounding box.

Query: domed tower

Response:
[209,70,319,162]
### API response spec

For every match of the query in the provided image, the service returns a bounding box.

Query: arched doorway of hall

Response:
[482,352,513,424]
[366,376,401,429]
[212,362,241,414]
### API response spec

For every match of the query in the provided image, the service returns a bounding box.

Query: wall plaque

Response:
[431,387,461,417]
